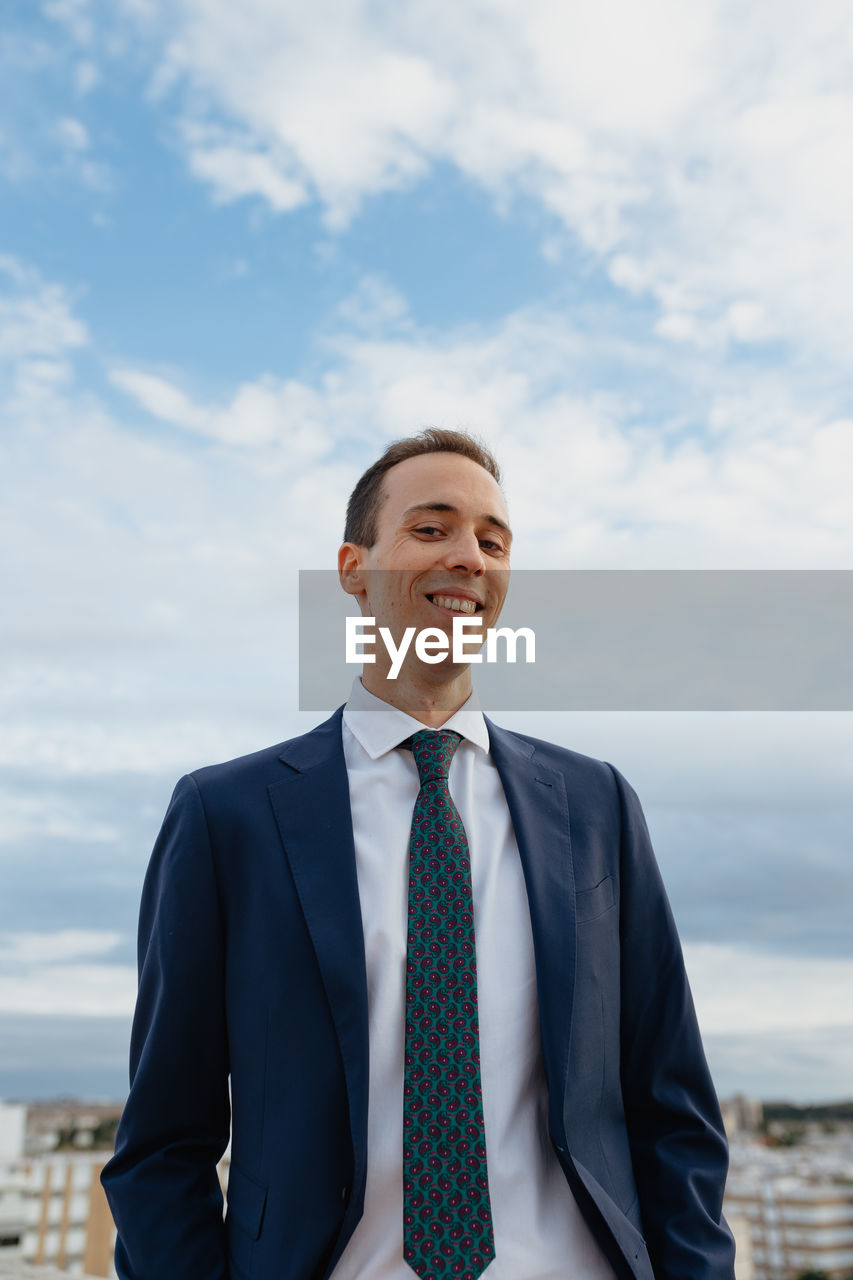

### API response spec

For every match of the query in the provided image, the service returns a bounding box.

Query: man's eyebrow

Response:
[401,502,513,541]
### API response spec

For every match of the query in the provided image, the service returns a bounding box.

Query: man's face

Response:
[339,452,512,666]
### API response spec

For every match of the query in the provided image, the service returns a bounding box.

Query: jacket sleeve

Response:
[610,764,736,1280]
[101,774,231,1280]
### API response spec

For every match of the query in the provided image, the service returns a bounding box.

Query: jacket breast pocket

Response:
[575,874,615,924]
[226,1162,268,1241]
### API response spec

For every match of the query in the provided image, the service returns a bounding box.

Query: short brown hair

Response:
[343,428,503,547]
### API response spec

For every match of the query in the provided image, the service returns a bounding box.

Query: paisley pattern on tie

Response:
[403,729,495,1280]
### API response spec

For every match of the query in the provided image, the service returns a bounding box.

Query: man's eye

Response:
[415,525,442,536]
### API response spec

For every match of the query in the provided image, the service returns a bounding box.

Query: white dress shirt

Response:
[330,677,617,1280]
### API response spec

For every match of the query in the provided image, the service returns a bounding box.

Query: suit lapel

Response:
[267,708,370,1192]
[486,718,577,1141]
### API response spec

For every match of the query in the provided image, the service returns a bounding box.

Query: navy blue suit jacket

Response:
[102,708,735,1280]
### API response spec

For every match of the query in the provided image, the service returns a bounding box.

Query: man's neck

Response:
[360,668,473,727]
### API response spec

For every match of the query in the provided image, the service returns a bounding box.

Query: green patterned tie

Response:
[402,729,495,1280]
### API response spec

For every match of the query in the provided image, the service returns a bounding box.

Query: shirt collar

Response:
[342,676,490,761]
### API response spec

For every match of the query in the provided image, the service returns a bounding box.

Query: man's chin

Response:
[377,657,475,687]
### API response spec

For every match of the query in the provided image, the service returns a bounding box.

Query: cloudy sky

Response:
[1,0,852,1102]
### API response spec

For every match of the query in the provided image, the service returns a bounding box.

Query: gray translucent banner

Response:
[298,570,853,711]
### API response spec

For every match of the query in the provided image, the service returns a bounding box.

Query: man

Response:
[102,430,735,1280]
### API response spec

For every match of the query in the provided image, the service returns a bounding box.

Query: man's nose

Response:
[441,531,486,574]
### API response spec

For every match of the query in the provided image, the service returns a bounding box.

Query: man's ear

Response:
[338,542,367,603]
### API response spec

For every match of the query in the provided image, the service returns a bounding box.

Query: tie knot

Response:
[410,729,462,785]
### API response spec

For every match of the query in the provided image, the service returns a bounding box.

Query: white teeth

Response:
[432,595,479,614]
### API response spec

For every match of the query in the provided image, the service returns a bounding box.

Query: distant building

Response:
[0,1106,26,1166]
[722,1095,764,1138]
[22,1103,121,1160]
[0,1102,118,1277]
[726,1211,755,1280]
[0,1154,116,1277]
[726,1128,853,1280]
[0,1103,231,1276]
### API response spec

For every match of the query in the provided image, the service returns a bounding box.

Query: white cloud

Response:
[0,931,134,1018]
[336,275,412,335]
[57,115,89,151]
[704,1027,853,1102]
[0,719,287,776]
[684,942,853,1035]
[0,965,136,1017]
[93,293,853,568]
[0,933,135,1018]
[109,367,211,434]
[3,260,852,792]
[156,0,453,226]
[98,0,853,360]
[0,791,118,844]
[0,931,122,966]
[110,365,337,451]
[183,124,308,213]
[0,256,88,367]
[74,58,99,93]
[43,0,95,46]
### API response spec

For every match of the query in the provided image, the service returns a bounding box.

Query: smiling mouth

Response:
[426,594,483,615]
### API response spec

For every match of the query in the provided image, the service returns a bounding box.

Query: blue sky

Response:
[1,0,852,1101]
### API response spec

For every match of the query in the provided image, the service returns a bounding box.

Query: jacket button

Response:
[341,1185,349,1202]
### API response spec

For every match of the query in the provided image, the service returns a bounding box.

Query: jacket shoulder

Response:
[488,720,620,786]
[186,706,345,798]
